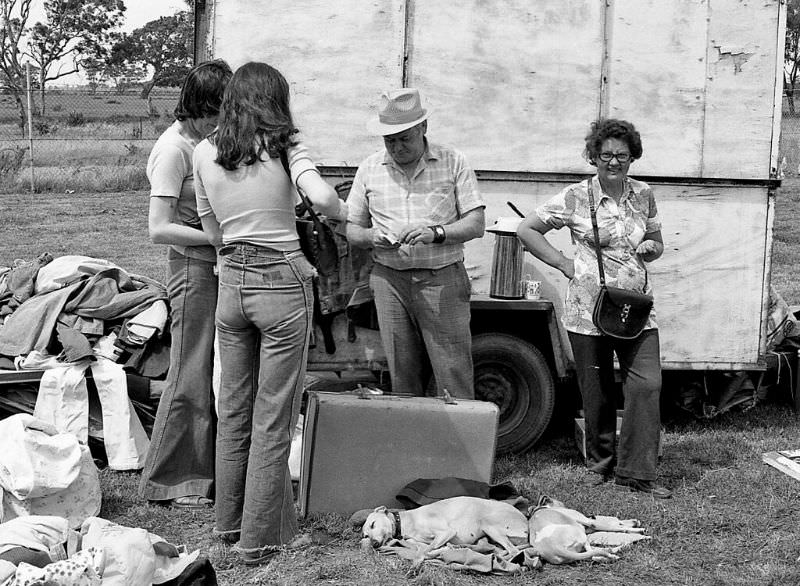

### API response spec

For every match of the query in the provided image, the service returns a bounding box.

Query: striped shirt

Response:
[347,141,484,270]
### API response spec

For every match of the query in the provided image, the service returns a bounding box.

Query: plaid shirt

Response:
[348,141,484,270]
[536,175,661,335]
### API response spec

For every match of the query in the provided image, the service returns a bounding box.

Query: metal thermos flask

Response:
[487,218,524,299]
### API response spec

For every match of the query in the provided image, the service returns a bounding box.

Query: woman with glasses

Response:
[517,119,670,498]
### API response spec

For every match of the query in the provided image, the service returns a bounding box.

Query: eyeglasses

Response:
[598,152,632,163]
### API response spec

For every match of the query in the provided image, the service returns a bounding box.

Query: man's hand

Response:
[397,224,435,245]
[373,229,401,249]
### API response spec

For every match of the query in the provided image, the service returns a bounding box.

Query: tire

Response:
[472,333,555,455]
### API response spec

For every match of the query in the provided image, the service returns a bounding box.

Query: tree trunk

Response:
[14,90,26,138]
[39,70,46,116]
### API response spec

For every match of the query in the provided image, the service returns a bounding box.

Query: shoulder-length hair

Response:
[174,59,232,121]
[213,61,298,171]
[583,118,643,165]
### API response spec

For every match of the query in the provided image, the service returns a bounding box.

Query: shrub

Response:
[51,104,63,112]
[34,119,54,135]
[0,146,26,177]
[66,111,86,126]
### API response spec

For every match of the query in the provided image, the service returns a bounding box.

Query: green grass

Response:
[2,175,800,584]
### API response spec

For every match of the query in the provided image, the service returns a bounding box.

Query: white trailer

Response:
[195,0,785,453]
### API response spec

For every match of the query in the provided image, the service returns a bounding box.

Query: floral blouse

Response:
[536,175,661,335]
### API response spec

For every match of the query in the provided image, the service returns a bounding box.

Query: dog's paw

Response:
[360,537,374,553]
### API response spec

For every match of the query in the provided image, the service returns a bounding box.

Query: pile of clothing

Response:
[0,255,170,470]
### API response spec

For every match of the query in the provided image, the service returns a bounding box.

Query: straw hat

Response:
[366,88,432,136]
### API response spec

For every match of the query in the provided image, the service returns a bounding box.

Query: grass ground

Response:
[2,179,800,584]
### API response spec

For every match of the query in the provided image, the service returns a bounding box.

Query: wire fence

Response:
[3,85,800,191]
[0,79,180,193]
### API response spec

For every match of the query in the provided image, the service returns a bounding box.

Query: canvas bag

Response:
[586,179,653,339]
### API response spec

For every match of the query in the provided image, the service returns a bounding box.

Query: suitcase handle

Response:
[354,385,459,405]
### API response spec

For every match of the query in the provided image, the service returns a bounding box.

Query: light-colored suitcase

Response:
[298,391,499,516]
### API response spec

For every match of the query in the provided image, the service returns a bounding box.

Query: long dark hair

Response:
[213,62,298,171]
[173,59,232,121]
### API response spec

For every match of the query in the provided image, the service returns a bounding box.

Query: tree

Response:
[786,0,800,115]
[29,0,125,113]
[0,0,125,133]
[108,11,193,113]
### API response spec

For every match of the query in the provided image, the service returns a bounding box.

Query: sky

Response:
[122,0,187,32]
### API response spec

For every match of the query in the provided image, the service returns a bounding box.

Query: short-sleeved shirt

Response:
[347,141,484,270]
[536,175,661,335]
[193,138,318,251]
[147,120,215,262]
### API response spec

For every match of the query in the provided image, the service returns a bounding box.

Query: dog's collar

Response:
[391,510,402,539]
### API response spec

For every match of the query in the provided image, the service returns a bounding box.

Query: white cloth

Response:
[80,517,200,586]
[34,256,120,295]
[0,515,69,557]
[32,339,150,471]
[0,415,100,529]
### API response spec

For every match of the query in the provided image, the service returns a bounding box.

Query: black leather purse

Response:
[280,150,340,277]
[587,179,653,340]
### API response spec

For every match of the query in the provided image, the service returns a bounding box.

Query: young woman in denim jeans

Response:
[139,60,232,509]
[193,62,342,565]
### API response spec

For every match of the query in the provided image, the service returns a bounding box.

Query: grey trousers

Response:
[568,328,662,481]
[370,261,474,399]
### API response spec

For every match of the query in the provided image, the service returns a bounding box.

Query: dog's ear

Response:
[374,505,388,513]
[537,495,552,507]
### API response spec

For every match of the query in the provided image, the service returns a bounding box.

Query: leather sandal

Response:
[169,495,214,509]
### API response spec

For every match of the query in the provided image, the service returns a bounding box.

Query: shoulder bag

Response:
[280,150,339,277]
[587,178,653,339]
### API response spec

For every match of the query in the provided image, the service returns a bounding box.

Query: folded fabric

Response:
[80,517,201,586]
[0,515,69,557]
[378,536,541,575]
[12,547,104,586]
[396,477,522,509]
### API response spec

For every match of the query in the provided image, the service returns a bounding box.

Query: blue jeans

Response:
[214,243,313,555]
[568,329,662,481]
[139,250,217,501]
[369,262,474,398]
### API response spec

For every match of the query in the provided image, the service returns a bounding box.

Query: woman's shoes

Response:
[614,475,672,499]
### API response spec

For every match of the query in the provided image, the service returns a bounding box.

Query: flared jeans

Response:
[213,244,313,555]
[139,249,217,501]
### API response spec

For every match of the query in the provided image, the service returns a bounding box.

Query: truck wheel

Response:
[472,333,555,455]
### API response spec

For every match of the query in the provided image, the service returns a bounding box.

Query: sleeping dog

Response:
[361,496,529,557]
[528,496,649,564]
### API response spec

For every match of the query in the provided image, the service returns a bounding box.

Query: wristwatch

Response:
[430,224,446,244]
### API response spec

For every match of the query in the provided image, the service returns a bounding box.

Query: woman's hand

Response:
[636,237,664,262]
[558,258,575,280]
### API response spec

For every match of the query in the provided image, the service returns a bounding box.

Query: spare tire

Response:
[472,333,555,454]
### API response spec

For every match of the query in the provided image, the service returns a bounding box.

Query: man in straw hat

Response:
[346,88,485,398]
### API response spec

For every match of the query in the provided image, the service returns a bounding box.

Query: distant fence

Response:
[0,83,180,193]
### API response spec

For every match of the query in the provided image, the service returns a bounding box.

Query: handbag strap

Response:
[280,149,323,229]
[586,177,648,290]
[586,177,607,287]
